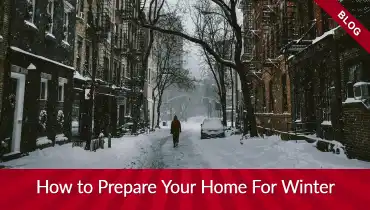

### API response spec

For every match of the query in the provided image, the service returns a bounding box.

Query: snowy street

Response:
[3,117,370,169]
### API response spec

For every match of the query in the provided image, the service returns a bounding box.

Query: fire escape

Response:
[95,0,112,82]
[242,0,259,77]
[261,0,279,68]
[117,0,145,105]
[281,0,313,55]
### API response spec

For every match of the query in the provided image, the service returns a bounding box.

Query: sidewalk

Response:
[2,128,171,169]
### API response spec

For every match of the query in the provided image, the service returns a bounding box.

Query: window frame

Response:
[27,0,37,23]
[40,79,48,100]
[63,11,69,40]
[46,0,55,34]
[57,84,65,102]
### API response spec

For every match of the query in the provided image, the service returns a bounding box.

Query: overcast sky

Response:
[164,0,201,79]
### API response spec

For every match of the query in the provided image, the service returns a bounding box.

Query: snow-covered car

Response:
[201,118,225,139]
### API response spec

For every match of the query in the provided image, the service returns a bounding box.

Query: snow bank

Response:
[36,137,52,146]
[191,135,370,168]
[55,134,68,142]
[4,130,171,169]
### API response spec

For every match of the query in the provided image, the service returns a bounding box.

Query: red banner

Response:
[314,0,370,53]
[1,169,370,210]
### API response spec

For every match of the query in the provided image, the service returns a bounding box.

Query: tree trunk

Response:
[221,93,227,126]
[156,98,162,128]
[240,73,258,137]
[152,94,156,130]
[230,68,234,127]
[235,72,239,129]
[219,65,227,126]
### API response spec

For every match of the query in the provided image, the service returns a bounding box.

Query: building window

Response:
[269,80,274,113]
[25,0,37,23]
[262,83,266,112]
[322,82,334,122]
[77,0,84,14]
[282,73,288,112]
[63,11,69,41]
[77,36,83,72]
[40,79,48,100]
[349,63,362,83]
[85,41,91,71]
[321,9,330,33]
[116,0,120,10]
[295,91,302,122]
[114,61,120,85]
[148,68,151,84]
[58,84,64,102]
[46,0,55,33]
[122,65,125,81]
[103,57,109,81]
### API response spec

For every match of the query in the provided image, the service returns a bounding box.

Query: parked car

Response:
[201,118,225,139]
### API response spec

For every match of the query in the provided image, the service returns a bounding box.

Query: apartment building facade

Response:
[284,0,370,160]
[242,0,292,132]
[0,0,77,156]
[242,0,370,161]
[72,0,148,137]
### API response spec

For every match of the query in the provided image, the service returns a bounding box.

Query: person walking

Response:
[170,115,182,148]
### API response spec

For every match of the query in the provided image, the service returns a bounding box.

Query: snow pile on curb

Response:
[192,135,370,168]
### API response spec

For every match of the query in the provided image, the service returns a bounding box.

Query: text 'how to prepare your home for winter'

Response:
[36,179,336,197]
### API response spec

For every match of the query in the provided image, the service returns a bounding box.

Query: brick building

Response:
[0,0,77,156]
[337,0,370,160]
[242,0,293,132]
[0,0,11,121]
[285,0,370,161]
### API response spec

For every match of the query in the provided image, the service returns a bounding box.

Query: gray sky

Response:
[164,0,243,79]
[166,0,202,78]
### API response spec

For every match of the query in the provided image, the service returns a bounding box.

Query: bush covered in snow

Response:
[57,110,64,133]
[38,110,47,136]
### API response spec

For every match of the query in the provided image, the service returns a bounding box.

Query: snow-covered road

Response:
[3,117,370,168]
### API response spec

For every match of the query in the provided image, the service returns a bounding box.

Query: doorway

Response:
[5,72,26,154]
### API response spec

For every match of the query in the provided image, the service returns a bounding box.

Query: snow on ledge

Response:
[288,55,295,61]
[62,40,70,47]
[45,32,56,40]
[312,26,341,44]
[24,20,38,30]
[10,46,74,70]
[353,82,370,87]
[343,97,362,104]
[73,71,87,81]
[321,121,332,126]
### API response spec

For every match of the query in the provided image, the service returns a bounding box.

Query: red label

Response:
[314,0,370,53]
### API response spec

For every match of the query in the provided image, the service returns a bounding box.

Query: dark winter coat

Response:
[171,116,181,135]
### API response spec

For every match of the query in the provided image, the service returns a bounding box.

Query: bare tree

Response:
[151,26,195,128]
[138,0,258,136]
[129,0,165,134]
[194,1,234,126]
